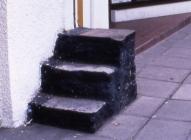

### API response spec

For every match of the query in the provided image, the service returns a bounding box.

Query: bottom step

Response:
[29,93,109,132]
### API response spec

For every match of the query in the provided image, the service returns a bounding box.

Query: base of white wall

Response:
[112,1,191,22]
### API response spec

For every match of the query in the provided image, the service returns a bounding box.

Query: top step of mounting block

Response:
[53,29,135,66]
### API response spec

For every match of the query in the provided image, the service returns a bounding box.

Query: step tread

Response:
[43,60,116,74]
[80,29,134,41]
[33,94,106,114]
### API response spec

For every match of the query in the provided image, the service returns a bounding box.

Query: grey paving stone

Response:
[75,135,113,140]
[178,24,191,36]
[161,30,187,46]
[144,42,169,56]
[172,38,191,49]
[135,63,145,74]
[135,43,169,65]
[187,132,191,140]
[135,52,157,65]
[123,96,165,117]
[172,84,191,100]
[97,115,148,140]
[138,65,189,83]
[163,47,191,59]
[184,35,191,41]
[0,124,113,140]
[184,74,191,84]
[150,56,191,70]
[156,100,191,121]
[0,123,86,140]
[137,78,179,98]
[135,119,191,140]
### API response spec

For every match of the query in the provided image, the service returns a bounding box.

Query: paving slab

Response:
[97,115,148,140]
[178,23,191,35]
[135,52,157,65]
[0,124,114,140]
[134,34,186,65]
[138,65,189,83]
[163,47,191,59]
[137,78,179,98]
[0,124,87,140]
[135,43,169,65]
[123,96,165,117]
[184,74,191,84]
[74,136,113,140]
[135,62,145,74]
[135,119,191,140]
[156,100,191,122]
[172,84,191,100]
[150,56,191,70]
[187,132,191,140]
[172,38,191,49]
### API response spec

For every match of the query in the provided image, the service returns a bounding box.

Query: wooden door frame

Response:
[77,0,84,27]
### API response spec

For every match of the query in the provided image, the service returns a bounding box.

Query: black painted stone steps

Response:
[29,93,109,132]
[53,29,135,66]
[29,28,137,133]
[41,59,119,101]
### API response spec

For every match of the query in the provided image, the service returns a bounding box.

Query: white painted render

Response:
[83,0,110,29]
[83,0,92,28]
[4,0,71,127]
[91,0,110,29]
[0,0,13,127]
[63,0,75,30]
[112,1,191,22]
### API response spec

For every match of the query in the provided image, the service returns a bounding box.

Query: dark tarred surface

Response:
[29,29,137,132]
[111,13,191,53]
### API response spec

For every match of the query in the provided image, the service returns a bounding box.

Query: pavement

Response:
[2,24,191,140]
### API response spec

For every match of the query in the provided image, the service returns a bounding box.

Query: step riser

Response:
[30,103,110,133]
[41,64,119,101]
[116,66,137,109]
[53,34,135,66]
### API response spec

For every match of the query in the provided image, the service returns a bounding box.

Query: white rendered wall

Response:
[0,0,13,127]
[63,0,75,30]
[83,0,92,28]
[83,0,109,29]
[112,1,191,22]
[5,0,73,127]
